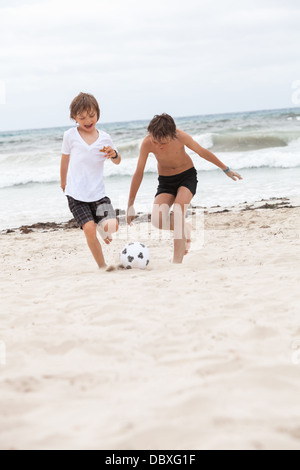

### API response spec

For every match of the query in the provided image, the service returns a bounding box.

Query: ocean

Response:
[0,107,299,230]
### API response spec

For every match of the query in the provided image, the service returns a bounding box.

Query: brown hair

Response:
[70,93,100,120]
[147,114,177,141]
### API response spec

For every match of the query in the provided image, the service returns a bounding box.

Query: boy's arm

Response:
[103,146,121,165]
[178,130,242,181]
[60,154,70,192]
[127,139,150,225]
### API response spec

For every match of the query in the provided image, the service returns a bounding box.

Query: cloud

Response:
[0,0,300,130]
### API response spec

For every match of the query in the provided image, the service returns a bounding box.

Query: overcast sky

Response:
[0,0,300,131]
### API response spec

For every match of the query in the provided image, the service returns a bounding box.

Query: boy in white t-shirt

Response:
[60,93,121,269]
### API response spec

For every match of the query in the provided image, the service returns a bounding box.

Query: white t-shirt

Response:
[61,127,117,202]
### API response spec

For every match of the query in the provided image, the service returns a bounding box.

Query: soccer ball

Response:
[120,242,150,270]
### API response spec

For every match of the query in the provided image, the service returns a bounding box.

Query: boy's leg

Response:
[98,218,119,245]
[95,197,118,245]
[152,189,193,263]
[152,193,176,230]
[83,221,106,268]
[173,187,194,264]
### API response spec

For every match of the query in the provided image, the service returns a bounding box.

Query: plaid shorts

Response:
[67,196,116,229]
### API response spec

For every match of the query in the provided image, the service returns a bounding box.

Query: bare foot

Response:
[106,265,116,272]
[184,222,192,255]
[99,264,117,272]
[98,264,107,270]
[97,224,113,245]
[102,235,113,245]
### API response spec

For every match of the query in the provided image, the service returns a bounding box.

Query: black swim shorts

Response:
[67,196,116,229]
[155,167,198,198]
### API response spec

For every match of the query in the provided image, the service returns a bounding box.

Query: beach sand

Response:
[1,200,300,450]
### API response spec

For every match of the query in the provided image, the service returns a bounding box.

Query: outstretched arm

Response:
[127,139,150,225]
[178,130,242,181]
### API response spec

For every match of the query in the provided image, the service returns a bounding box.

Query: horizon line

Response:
[0,105,299,134]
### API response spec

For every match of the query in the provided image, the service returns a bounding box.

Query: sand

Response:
[0,200,300,450]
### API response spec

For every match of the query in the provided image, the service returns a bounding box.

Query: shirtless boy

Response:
[127,114,242,264]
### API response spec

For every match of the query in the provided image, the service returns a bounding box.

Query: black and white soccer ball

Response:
[120,242,150,270]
